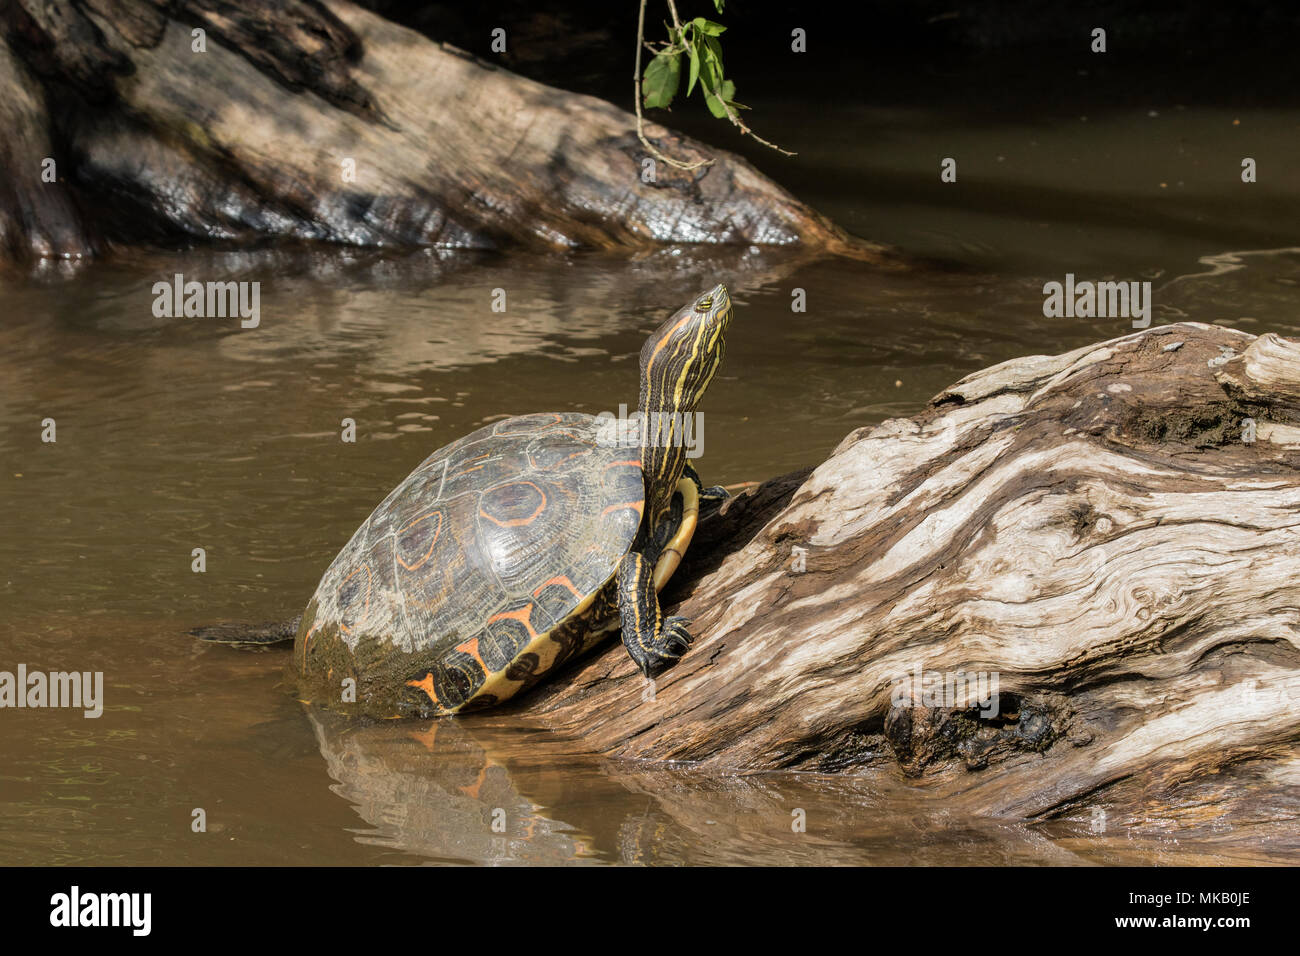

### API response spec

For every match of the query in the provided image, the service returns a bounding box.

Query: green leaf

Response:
[686,44,700,96]
[713,0,726,12]
[704,79,736,118]
[642,52,681,109]
[691,17,727,37]
[700,35,724,91]
[702,34,724,66]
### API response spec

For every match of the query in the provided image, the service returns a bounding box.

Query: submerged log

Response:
[0,0,882,268]
[522,322,1300,830]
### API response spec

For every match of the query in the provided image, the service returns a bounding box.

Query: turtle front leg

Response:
[685,463,729,504]
[616,551,692,677]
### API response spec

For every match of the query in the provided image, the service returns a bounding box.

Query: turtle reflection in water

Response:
[197,284,732,717]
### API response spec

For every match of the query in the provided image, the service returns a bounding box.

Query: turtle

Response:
[195,283,733,718]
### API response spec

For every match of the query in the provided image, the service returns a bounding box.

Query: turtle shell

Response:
[293,412,644,717]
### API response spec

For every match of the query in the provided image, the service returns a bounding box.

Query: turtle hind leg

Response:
[616,551,692,677]
[189,616,301,646]
[684,462,729,507]
[698,484,729,503]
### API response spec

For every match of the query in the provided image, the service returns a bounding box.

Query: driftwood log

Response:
[0,0,881,268]
[517,322,1300,835]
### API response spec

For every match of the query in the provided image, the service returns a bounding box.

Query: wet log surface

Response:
[0,0,883,267]
[0,36,95,262]
[522,322,1300,832]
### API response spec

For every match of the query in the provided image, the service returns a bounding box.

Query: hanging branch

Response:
[635,0,713,170]
[634,0,793,171]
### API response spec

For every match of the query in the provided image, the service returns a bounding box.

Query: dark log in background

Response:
[5,0,1299,269]
[0,0,887,269]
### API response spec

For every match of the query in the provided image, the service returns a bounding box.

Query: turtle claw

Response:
[630,616,693,677]
[700,484,730,503]
[618,552,696,676]
[659,615,693,657]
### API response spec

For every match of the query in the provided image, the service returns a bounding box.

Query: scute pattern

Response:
[294,412,645,716]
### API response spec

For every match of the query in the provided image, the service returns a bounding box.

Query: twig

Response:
[662,0,795,157]
[634,0,713,171]
[714,97,796,156]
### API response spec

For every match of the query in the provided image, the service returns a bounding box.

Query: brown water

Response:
[3,102,1300,865]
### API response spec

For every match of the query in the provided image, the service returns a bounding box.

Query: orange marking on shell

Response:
[534,434,592,467]
[488,605,539,639]
[479,480,547,527]
[337,563,373,634]
[601,500,645,517]
[447,452,491,479]
[456,636,489,672]
[407,672,440,707]
[498,413,562,434]
[533,575,583,599]
[545,452,586,467]
[299,625,321,673]
[605,458,642,469]
[395,510,445,571]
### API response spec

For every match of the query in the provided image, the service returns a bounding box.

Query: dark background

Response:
[360,0,1300,110]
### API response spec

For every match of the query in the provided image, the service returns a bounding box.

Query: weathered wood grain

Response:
[524,322,1300,829]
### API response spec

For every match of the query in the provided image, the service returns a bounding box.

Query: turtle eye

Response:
[695,296,713,312]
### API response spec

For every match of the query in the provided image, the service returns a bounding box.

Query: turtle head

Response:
[637,283,731,527]
[639,283,731,416]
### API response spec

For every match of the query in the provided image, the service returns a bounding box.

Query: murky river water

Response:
[3,100,1299,865]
